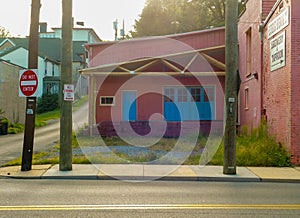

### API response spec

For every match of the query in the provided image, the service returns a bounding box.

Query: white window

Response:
[178,87,188,102]
[244,87,249,110]
[100,96,115,106]
[246,28,252,77]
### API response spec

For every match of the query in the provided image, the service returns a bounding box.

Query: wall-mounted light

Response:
[253,72,258,80]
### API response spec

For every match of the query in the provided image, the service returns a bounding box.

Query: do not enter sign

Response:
[19,69,39,97]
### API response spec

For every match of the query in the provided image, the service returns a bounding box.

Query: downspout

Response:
[259,0,265,121]
[0,62,2,109]
[259,22,265,121]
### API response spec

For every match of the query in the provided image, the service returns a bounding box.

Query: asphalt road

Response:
[0,103,88,166]
[0,180,299,217]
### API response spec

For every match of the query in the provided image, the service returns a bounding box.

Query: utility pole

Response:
[113,19,118,41]
[59,0,73,171]
[21,0,41,171]
[223,0,239,175]
[120,19,125,40]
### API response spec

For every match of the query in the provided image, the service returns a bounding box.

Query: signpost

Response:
[20,69,39,171]
[21,0,41,171]
[19,69,39,97]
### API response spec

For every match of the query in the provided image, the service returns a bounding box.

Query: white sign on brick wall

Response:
[268,7,289,39]
[270,31,286,72]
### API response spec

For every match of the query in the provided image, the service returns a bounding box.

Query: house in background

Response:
[39,22,102,96]
[0,22,101,98]
[39,22,101,43]
[238,0,300,165]
[81,28,226,137]
[0,38,60,96]
[0,60,26,123]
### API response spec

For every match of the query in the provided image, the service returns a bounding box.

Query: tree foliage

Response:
[131,0,244,38]
[0,27,10,38]
[36,94,59,114]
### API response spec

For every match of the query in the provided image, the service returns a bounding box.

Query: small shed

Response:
[81,28,226,137]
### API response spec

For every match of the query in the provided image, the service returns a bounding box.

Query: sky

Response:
[0,0,147,40]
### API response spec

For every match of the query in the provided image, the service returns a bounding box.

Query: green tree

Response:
[0,27,10,38]
[202,0,226,28]
[131,0,245,38]
[131,0,181,37]
[178,0,212,33]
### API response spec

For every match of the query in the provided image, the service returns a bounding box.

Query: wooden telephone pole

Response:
[21,0,41,171]
[59,0,73,171]
[223,0,239,175]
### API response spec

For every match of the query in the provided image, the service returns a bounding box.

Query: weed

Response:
[72,95,88,110]
[8,123,24,134]
[209,121,291,167]
[35,109,60,127]
[3,121,291,166]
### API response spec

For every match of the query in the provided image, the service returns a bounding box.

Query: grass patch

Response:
[73,95,88,110]
[35,109,60,127]
[34,95,87,127]
[3,152,59,167]
[209,121,291,167]
[3,121,291,167]
[5,96,88,132]
[8,123,25,134]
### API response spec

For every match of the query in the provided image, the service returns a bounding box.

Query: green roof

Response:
[0,38,86,63]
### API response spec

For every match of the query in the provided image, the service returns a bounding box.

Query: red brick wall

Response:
[262,0,278,18]
[238,0,263,130]
[239,0,300,165]
[263,2,293,160]
[290,0,300,164]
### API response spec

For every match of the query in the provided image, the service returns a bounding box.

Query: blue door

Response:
[164,87,180,121]
[122,91,137,121]
[164,86,215,121]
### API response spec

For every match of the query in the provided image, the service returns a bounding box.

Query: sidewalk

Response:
[1,164,300,182]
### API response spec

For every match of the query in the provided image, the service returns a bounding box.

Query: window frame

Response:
[244,87,249,110]
[100,96,115,106]
[246,27,252,77]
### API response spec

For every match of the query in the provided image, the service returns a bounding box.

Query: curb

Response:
[5,175,298,183]
[4,175,260,182]
[1,165,300,183]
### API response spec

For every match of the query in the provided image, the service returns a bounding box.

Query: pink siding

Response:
[86,28,225,68]
[238,0,263,130]
[95,75,225,137]
[95,75,225,123]
[85,28,226,138]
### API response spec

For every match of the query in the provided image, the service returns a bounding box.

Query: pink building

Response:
[81,28,226,137]
[238,0,300,165]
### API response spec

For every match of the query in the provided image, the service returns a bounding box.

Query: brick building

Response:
[238,0,300,164]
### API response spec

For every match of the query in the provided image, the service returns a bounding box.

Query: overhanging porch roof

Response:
[80,45,225,76]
